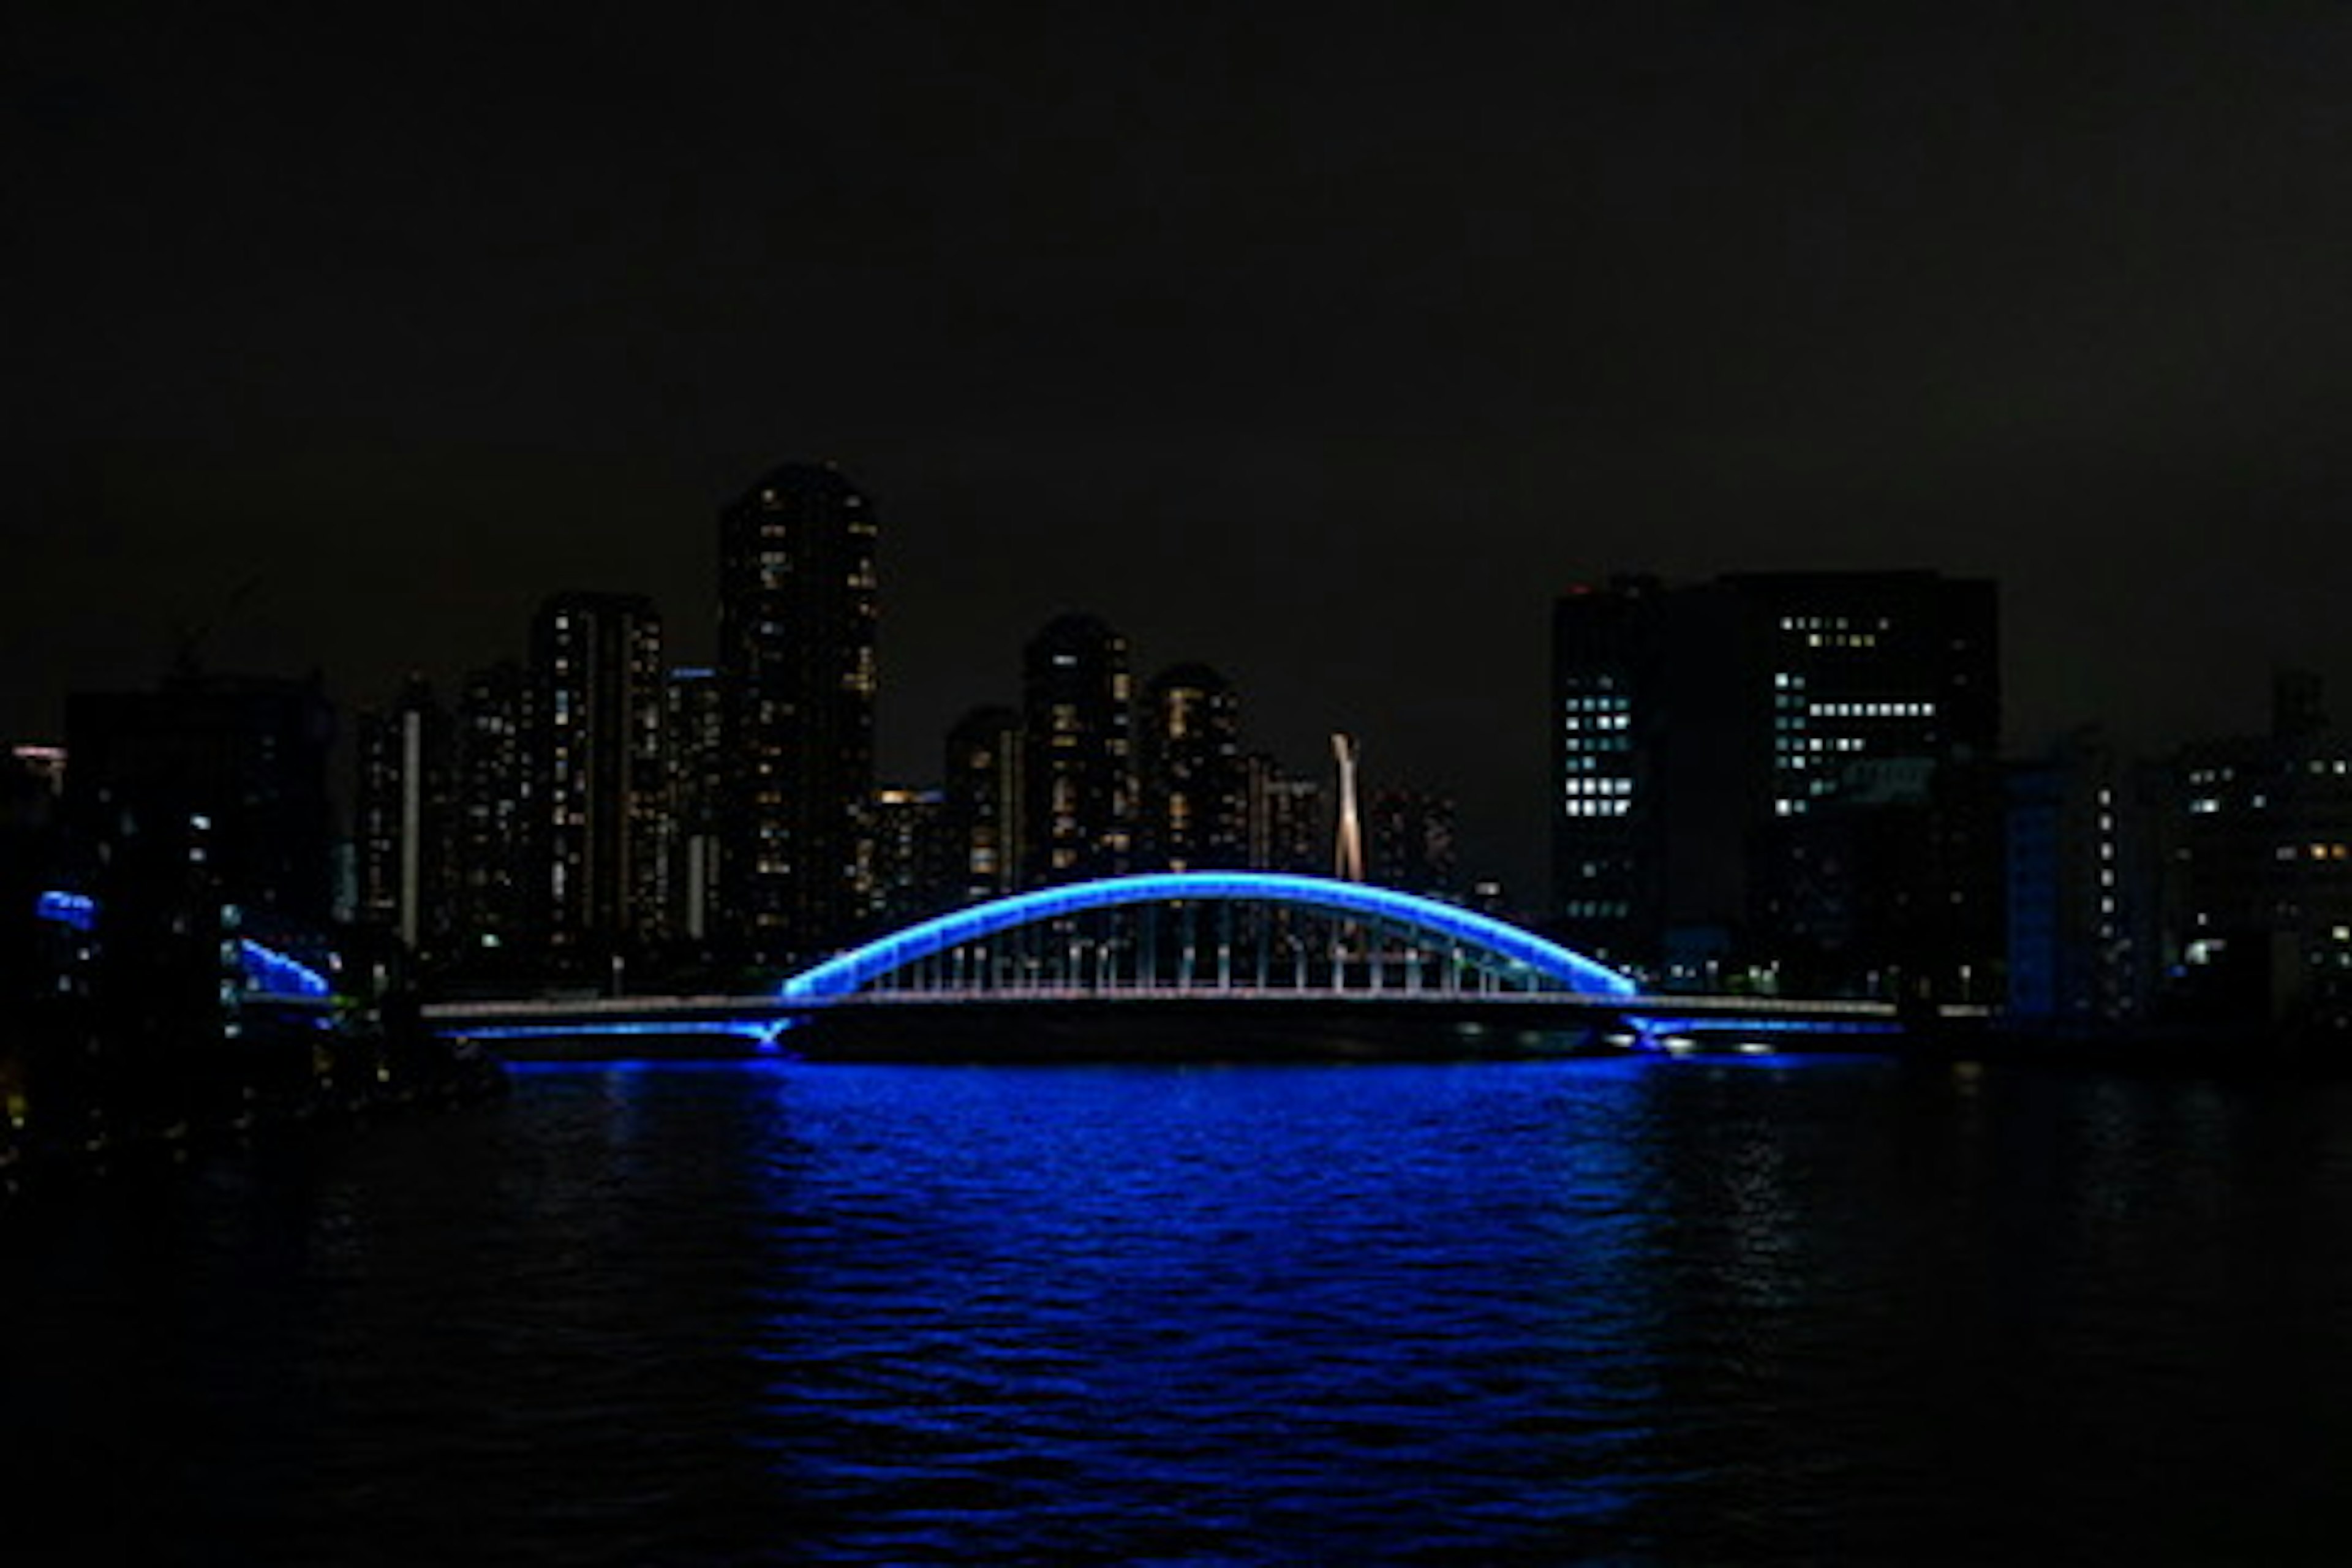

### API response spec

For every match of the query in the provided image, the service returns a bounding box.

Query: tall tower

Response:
[531,592,667,951]
[1020,612,1133,887]
[717,462,879,960]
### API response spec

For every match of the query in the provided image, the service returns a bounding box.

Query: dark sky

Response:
[9,3,2352,897]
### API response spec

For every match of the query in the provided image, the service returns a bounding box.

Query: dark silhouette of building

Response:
[1137,662,1246,872]
[2005,727,2154,1025]
[943,704,1022,904]
[55,672,338,1112]
[718,462,878,960]
[531,592,668,953]
[1,746,68,1065]
[1020,612,1133,887]
[2146,671,2352,1035]
[1368,789,1458,899]
[1550,570,2001,997]
[66,671,338,926]
[1245,754,1324,875]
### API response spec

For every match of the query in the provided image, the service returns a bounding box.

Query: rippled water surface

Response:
[10,1052,2352,1564]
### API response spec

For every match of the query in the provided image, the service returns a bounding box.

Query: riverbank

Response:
[0,1028,508,1199]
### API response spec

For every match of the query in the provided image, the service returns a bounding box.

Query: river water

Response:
[7,1046,2352,1564]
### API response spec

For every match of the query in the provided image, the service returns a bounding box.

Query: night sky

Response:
[9,5,2351,896]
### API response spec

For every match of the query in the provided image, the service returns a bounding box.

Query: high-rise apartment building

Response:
[450,661,533,958]
[1137,662,1246,872]
[1550,570,2001,997]
[717,462,878,960]
[664,666,725,946]
[865,786,948,925]
[943,704,1022,904]
[1020,612,1133,887]
[531,592,668,951]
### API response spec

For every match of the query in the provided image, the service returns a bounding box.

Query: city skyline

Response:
[12,7,2352,896]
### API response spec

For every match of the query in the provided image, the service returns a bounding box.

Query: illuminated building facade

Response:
[1020,612,1133,887]
[2152,672,2352,1032]
[943,704,1022,903]
[1548,576,1675,967]
[1137,663,1246,872]
[450,661,533,958]
[865,786,948,925]
[1738,571,2002,999]
[1551,570,2002,997]
[532,592,668,951]
[664,666,724,944]
[718,462,878,960]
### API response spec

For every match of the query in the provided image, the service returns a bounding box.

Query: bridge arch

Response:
[779,871,1635,1001]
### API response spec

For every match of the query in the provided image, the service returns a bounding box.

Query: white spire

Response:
[1331,731,1364,882]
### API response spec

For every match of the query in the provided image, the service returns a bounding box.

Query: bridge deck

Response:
[420,989,1945,1057]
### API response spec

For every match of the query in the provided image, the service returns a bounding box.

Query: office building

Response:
[866,786,949,925]
[1550,570,2001,996]
[2151,671,2352,1031]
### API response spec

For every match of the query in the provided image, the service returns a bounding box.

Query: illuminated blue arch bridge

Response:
[426,872,1916,1058]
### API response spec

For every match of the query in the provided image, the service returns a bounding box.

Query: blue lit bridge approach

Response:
[422,873,1924,1060]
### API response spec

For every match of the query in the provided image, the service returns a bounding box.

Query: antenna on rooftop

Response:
[171,575,262,677]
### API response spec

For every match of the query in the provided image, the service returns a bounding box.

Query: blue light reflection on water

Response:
[726,1058,1673,1562]
[10,1052,2352,1564]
